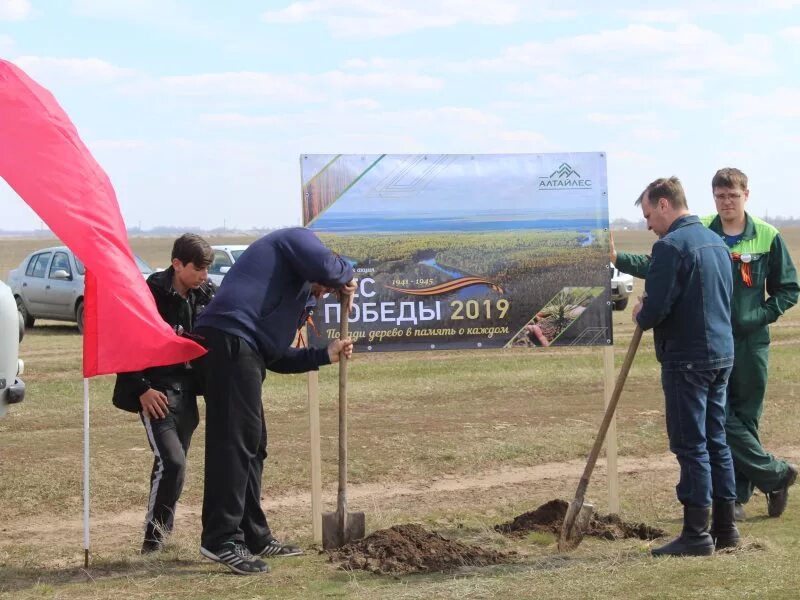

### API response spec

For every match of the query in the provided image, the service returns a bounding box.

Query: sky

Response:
[1,0,799,231]
[308,153,605,215]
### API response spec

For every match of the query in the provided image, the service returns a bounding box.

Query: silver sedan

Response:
[7,246,153,333]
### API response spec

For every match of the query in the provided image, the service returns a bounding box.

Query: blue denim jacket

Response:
[637,215,734,371]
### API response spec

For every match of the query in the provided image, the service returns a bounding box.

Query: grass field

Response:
[2,230,800,599]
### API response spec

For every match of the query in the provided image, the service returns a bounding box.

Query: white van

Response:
[1,280,25,416]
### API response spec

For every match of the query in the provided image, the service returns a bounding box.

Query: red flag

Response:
[0,59,205,376]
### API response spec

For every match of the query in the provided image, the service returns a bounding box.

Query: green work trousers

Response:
[726,332,791,504]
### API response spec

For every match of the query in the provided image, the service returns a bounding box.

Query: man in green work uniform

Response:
[613,168,799,524]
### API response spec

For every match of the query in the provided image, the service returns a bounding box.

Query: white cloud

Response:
[0,33,14,53]
[87,139,150,151]
[202,99,383,125]
[631,128,681,142]
[70,0,217,37]
[510,72,709,111]
[781,27,800,42]
[12,56,136,84]
[662,34,773,75]
[472,25,775,77]
[200,113,286,127]
[262,0,800,38]
[148,69,441,103]
[261,0,571,37]
[0,0,31,21]
[613,0,800,17]
[158,72,321,102]
[492,129,551,152]
[728,88,800,119]
[588,112,656,125]
[617,9,690,23]
[341,57,433,72]
[318,70,441,91]
[71,0,181,21]
[196,105,514,152]
[761,0,800,7]
[337,97,381,110]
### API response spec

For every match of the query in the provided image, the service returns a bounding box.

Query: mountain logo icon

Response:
[550,163,580,179]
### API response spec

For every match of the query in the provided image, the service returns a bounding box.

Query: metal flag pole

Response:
[83,377,90,568]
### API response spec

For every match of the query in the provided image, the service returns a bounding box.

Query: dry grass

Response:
[2,230,800,599]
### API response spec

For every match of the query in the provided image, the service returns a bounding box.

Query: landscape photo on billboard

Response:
[301,153,612,352]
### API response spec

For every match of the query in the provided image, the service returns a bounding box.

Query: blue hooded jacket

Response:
[195,227,353,371]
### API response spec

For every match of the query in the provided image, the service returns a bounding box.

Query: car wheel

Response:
[613,297,629,311]
[16,296,35,328]
[76,300,85,334]
[18,310,25,342]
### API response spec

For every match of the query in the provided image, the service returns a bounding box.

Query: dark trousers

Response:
[661,367,737,507]
[140,388,199,542]
[726,335,791,503]
[196,327,272,550]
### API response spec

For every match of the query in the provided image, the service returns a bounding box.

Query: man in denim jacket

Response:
[631,177,738,556]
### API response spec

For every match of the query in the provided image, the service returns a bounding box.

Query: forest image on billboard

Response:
[301,153,612,352]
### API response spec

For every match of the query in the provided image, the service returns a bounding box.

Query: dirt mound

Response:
[495,499,666,541]
[328,523,514,575]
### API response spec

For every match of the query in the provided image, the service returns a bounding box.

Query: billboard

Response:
[302,153,611,352]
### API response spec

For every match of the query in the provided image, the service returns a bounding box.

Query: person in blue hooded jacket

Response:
[194,227,355,575]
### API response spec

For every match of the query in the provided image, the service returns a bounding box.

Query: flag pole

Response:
[83,377,90,568]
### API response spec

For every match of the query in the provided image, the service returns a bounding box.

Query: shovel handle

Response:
[573,326,642,501]
[337,294,350,524]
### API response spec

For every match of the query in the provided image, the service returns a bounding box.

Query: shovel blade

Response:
[322,511,366,550]
[557,501,594,552]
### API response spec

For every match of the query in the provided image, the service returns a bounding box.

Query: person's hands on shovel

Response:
[328,338,353,363]
[632,291,647,324]
[336,278,357,314]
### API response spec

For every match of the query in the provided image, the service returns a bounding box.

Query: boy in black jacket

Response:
[113,234,216,554]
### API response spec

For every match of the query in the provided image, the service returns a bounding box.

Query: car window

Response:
[231,250,247,261]
[24,256,36,276]
[135,255,153,275]
[210,250,233,275]
[49,252,72,278]
[74,255,86,275]
[26,252,52,278]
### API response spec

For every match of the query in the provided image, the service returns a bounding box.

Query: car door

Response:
[44,251,79,318]
[20,251,53,316]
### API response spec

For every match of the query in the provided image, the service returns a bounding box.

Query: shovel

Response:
[322,294,366,549]
[558,325,643,551]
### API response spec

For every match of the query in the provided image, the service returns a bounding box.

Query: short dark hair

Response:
[712,167,748,191]
[635,176,688,211]
[172,233,213,268]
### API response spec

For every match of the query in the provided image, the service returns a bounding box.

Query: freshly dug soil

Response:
[328,523,514,575]
[495,499,666,541]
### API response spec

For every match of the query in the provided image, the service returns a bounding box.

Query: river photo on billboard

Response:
[301,153,612,352]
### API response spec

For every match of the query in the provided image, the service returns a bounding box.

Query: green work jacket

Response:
[616,213,798,341]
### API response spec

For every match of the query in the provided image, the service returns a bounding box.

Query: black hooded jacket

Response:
[112,267,216,412]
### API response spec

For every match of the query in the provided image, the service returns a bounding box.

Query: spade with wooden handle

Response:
[322,293,365,549]
[558,325,643,551]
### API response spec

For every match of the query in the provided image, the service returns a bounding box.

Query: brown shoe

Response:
[767,464,798,518]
